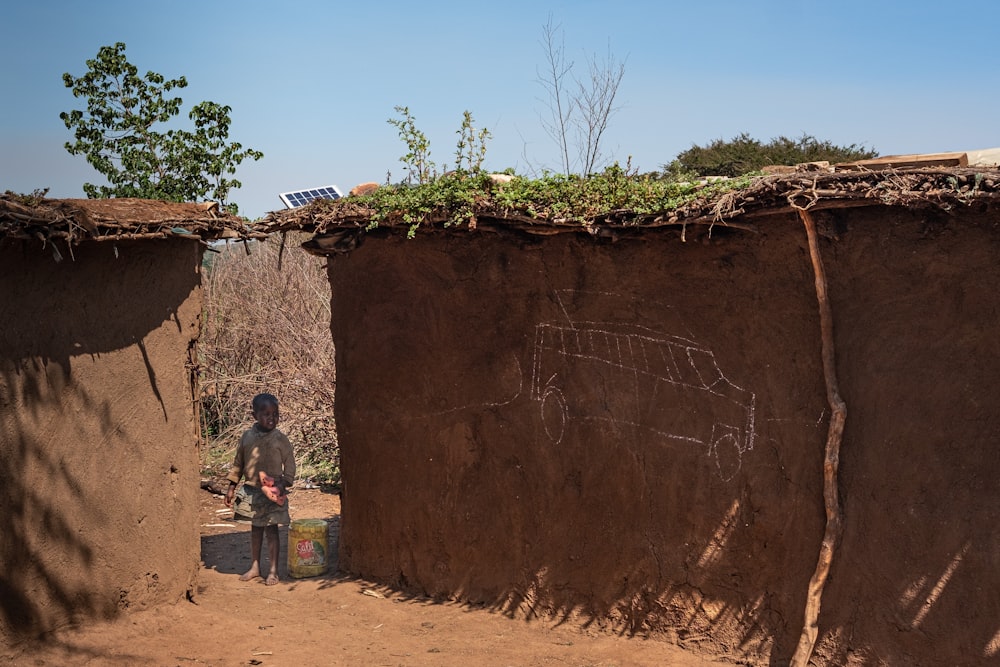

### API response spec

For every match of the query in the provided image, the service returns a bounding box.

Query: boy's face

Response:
[254,403,279,432]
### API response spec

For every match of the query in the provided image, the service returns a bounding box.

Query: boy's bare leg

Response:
[265,525,280,585]
[240,525,264,581]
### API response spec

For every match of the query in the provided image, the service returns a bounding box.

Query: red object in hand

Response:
[259,471,287,506]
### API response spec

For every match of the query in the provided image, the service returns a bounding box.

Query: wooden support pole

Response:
[790,208,847,667]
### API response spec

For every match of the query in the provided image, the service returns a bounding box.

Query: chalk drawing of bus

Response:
[530,321,756,481]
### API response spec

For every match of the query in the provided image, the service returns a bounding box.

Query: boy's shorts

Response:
[246,484,291,527]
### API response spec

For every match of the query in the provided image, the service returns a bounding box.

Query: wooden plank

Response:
[836,151,968,170]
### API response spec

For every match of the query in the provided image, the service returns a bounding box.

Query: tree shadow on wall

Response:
[0,361,115,639]
[0,238,201,642]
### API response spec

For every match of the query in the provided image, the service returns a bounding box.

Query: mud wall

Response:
[327,208,1000,665]
[0,238,204,643]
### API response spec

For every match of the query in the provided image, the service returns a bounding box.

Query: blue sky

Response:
[2,0,998,219]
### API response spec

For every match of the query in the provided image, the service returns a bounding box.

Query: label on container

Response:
[294,539,326,566]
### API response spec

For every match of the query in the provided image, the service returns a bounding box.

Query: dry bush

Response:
[198,236,338,485]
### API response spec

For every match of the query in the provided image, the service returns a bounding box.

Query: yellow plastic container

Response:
[287,518,329,578]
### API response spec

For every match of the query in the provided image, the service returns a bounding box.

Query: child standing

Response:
[224,393,296,585]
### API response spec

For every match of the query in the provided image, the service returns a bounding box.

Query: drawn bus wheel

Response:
[711,426,742,482]
[540,386,567,444]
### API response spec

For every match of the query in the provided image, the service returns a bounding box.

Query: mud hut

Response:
[263,157,1000,665]
[0,194,259,643]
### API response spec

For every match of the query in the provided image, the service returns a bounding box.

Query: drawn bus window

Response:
[531,321,756,481]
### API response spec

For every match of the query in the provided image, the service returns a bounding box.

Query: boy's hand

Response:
[224,484,236,507]
[261,485,287,505]
[258,471,287,505]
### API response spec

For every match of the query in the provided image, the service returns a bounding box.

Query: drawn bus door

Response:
[668,345,714,389]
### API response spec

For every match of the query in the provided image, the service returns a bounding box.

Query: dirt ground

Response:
[2,486,733,667]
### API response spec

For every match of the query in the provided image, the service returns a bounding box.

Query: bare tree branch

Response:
[536,15,575,175]
[576,44,625,175]
[535,19,625,176]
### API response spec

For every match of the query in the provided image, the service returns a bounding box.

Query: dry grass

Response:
[198,236,339,485]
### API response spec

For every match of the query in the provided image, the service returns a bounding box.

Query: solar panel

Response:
[278,185,343,209]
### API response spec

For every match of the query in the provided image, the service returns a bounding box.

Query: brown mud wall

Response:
[0,238,204,644]
[328,208,1000,665]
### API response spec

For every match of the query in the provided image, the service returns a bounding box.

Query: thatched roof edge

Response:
[0,195,266,248]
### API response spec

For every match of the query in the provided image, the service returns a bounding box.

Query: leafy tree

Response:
[60,42,262,213]
[663,133,878,178]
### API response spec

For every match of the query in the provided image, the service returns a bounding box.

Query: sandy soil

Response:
[3,487,733,667]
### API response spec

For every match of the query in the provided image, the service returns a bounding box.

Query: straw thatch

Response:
[0,194,265,250]
[259,167,1000,256]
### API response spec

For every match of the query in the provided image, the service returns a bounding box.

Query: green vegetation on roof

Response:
[311,164,759,238]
